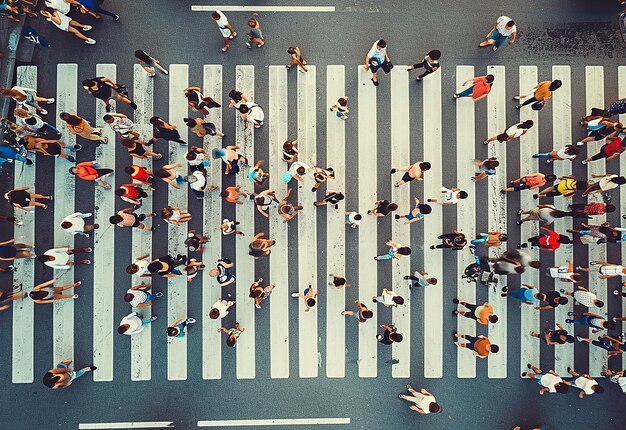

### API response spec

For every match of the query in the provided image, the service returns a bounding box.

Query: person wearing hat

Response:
[147,254,187,278]
[43,360,95,389]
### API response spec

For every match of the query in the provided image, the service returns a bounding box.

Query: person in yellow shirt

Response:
[514,80,562,109]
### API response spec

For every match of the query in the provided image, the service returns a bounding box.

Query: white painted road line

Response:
[53,63,77,366]
[167,64,189,381]
[269,65,290,379]
[552,65,574,376]
[235,65,256,379]
[191,5,335,12]
[297,66,318,378]
[585,66,607,377]
[390,66,410,378]
[455,65,476,379]
[131,64,154,381]
[202,64,223,380]
[197,418,351,427]
[357,67,377,378]
[486,65,507,378]
[92,63,116,382]
[619,65,626,370]
[422,66,443,378]
[325,65,346,378]
[79,422,174,429]
[518,66,540,376]
[12,65,36,383]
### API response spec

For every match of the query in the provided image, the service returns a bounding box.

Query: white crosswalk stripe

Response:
[6,63,622,383]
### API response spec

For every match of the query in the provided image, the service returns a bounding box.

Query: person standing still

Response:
[212,10,237,52]
[479,16,517,52]
[364,39,391,86]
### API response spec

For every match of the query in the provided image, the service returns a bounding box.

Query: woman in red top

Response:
[454,74,494,101]
[124,165,153,184]
[69,160,113,189]
[582,135,626,164]
[115,184,150,206]
[519,227,571,252]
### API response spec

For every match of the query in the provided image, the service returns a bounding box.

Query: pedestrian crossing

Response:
[5,63,625,383]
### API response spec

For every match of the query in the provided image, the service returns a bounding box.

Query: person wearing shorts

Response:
[502,173,555,193]
[212,10,237,52]
[453,300,498,324]
[328,273,349,288]
[391,161,430,187]
[395,197,431,224]
[565,312,613,332]
[109,208,156,231]
[454,333,498,358]
[502,284,539,305]
[363,39,391,86]
[399,385,441,414]
[167,317,196,338]
[484,120,533,144]
[522,364,570,394]
[209,258,236,287]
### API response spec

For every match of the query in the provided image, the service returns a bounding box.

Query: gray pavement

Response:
[2,1,626,429]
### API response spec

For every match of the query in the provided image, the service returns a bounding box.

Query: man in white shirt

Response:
[103,113,137,139]
[399,385,441,414]
[211,10,237,52]
[36,246,92,269]
[123,284,163,307]
[208,299,235,319]
[479,16,517,52]
[126,254,151,277]
[372,288,404,307]
[567,367,604,398]
[522,364,570,394]
[60,212,98,237]
[427,186,468,206]
[117,311,157,335]
[363,39,391,86]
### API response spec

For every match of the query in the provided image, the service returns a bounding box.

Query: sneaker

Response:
[84,260,91,264]
[527,363,532,369]
[255,303,261,309]
[85,247,92,252]
[372,298,378,303]
[85,38,96,45]
[5,265,14,272]
[41,204,48,210]
[291,292,299,298]
[521,372,527,377]
[246,42,251,49]
[576,141,584,146]
[67,155,76,163]
[483,140,489,145]
[151,315,158,321]
[83,233,90,238]
[74,144,82,151]
[394,214,400,220]
[156,292,163,298]
[155,154,163,160]
[612,317,618,323]
[82,25,92,31]
[613,289,621,296]
[130,102,137,110]
[567,366,572,373]
[39,108,48,115]
[114,14,120,21]
[371,79,379,87]
[72,294,79,299]
[105,103,112,112]
[46,98,55,104]
[429,245,435,249]
[88,366,97,371]
[93,224,99,229]
[187,317,196,324]
[546,159,552,164]
[576,336,582,342]
[581,160,587,165]
[390,168,397,174]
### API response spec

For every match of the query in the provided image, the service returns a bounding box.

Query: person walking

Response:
[115,183,151,207]
[364,39,391,86]
[148,116,186,145]
[533,175,581,199]
[221,186,248,204]
[69,160,113,189]
[0,86,54,115]
[514,80,562,109]
[530,323,575,345]
[0,238,35,261]
[313,190,344,209]
[43,360,95,389]
[341,299,374,323]
[547,260,582,283]
[59,112,107,143]
[367,199,398,217]
[404,271,438,289]
[167,317,196,338]
[29,278,81,303]
[310,166,335,191]
[184,117,224,138]
[118,311,157,335]
[454,74,493,101]
[125,164,153,185]
[454,333,499,358]
[184,86,220,116]
[452,299,498,324]
[249,279,274,309]
[394,197,431,224]
[399,385,441,414]
[218,323,245,347]
[582,134,626,164]
[245,13,264,48]
[430,231,467,251]
[501,173,555,194]
[147,255,186,278]
[577,261,626,281]
[60,212,98,237]
[532,144,580,163]
[134,50,168,77]
[373,288,405,307]
[227,89,248,109]
[235,102,264,129]
[564,284,604,309]
[23,135,78,162]
[330,97,349,120]
[565,312,614,332]
[291,285,317,312]
[427,186,468,205]
[82,77,136,111]
[249,232,275,258]
[344,211,362,228]
[534,289,569,310]
[576,335,624,358]
[208,299,235,319]
[286,46,307,72]
[501,283,541,305]
[4,187,52,211]
[472,157,499,181]
[125,255,151,277]
[470,231,508,248]
[155,162,186,189]
[522,364,570,395]
[577,117,622,146]
[374,240,411,261]
[376,324,403,345]
[109,208,156,231]
[160,206,192,226]
[566,367,604,398]
[328,273,350,289]
[14,108,61,139]
[103,113,137,139]
[580,173,626,197]
[479,16,517,52]
[391,161,430,187]
[484,120,534,145]
[36,246,91,269]
[212,10,237,52]
[407,49,441,81]
[208,258,236,287]
[40,7,96,44]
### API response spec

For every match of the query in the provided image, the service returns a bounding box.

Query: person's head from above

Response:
[60,221,73,230]
[29,290,48,300]
[361,309,374,319]
[488,315,499,323]
[549,80,562,91]
[41,7,56,17]
[338,97,348,106]
[514,265,526,274]
[211,11,221,20]
[248,17,257,28]
[123,293,136,303]
[209,308,220,319]
[565,145,581,155]
[571,273,583,283]
[59,111,77,124]
[457,191,469,200]
[488,344,500,353]
[605,204,616,213]
[117,324,130,334]
[42,371,61,388]
[183,118,196,127]
[427,278,438,285]
[103,114,114,124]
[484,159,499,169]
[419,161,432,171]
[306,297,316,308]
[81,79,96,89]
[545,174,557,182]
[564,335,575,344]
[124,166,136,175]
[506,20,515,28]
[283,141,293,151]
[615,122,624,131]
[68,167,79,175]
[149,116,162,126]
[185,151,198,161]
[612,176,626,185]
[13,108,30,119]
[453,236,466,246]
[35,255,52,263]
[428,49,441,61]
[376,39,387,49]
[220,190,231,198]
[160,207,174,219]
[428,402,442,414]
[147,261,165,274]
[390,332,403,343]
[155,169,171,179]
[392,296,405,305]
[397,247,411,256]
[558,235,571,245]
[520,119,534,129]
[229,89,241,100]
[419,204,432,215]
[296,166,306,175]
[555,296,569,305]
[249,288,261,298]
[594,299,604,308]
[353,213,363,220]
[238,104,250,114]
[388,202,399,211]
[555,383,569,394]
[592,385,604,394]
[485,74,495,83]
[166,327,179,337]
[498,234,509,242]
[226,334,237,347]
[126,263,139,275]
[109,214,123,224]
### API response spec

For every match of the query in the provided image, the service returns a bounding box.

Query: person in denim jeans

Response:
[43,360,95,389]
[374,240,411,261]
[479,16,517,52]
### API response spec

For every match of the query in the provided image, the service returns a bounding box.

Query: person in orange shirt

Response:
[453,74,494,102]
[69,160,113,189]
[501,173,556,193]
[453,299,498,324]
[454,333,499,358]
[220,185,248,204]
[514,80,562,109]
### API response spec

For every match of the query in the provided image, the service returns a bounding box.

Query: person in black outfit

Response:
[147,254,187,278]
[535,290,568,310]
[430,231,467,250]
[367,199,398,217]
[148,116,187,146]
[407,49,441,81]
[313,190,344,209]
[91,0,120,20]
[82,77,136,112]
[376,324,402,345]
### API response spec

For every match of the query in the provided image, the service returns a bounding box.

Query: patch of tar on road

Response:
[520,23,624,58]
